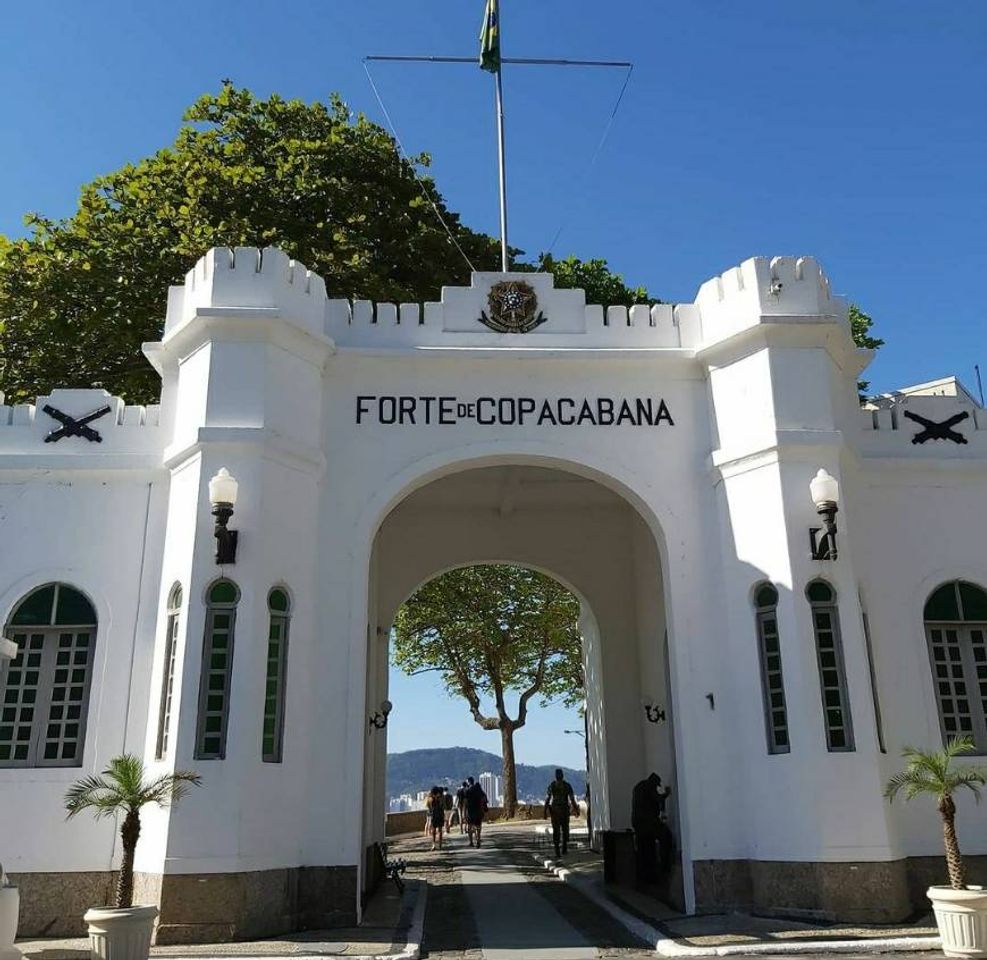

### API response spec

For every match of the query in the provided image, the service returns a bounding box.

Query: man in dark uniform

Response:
[544,768,579,859]
[631,772,672,885]
[463,776,488,848]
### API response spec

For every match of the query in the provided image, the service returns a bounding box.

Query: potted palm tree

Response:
[885,736,987,958]
[65,755,201,960]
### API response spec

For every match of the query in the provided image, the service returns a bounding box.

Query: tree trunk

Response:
[501,724,518,819]
[115,809,141,908]
[940,795,966,890]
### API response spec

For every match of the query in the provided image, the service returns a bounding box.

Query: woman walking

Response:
[426,786,446,851]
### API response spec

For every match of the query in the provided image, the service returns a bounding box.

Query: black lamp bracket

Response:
[213,502,238,565]
[809,501,838,561]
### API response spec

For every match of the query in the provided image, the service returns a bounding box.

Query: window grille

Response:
[807,580,855,752]
[262,588,291,763]
[155,583,183,760]
[195,579,239,760]
[1,584,97,767]
[753,583,790,754]
[924,581,987,752]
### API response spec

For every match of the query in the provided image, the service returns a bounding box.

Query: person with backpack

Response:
[544,768,580,859]
[463,776,488,848]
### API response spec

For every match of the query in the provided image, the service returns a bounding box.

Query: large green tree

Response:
[0,84,655,405]
[393,564,582,818]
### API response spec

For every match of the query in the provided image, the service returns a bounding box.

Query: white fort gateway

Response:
[1,247,986,940]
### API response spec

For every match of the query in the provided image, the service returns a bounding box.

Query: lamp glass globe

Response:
[809,468,839,508]
[209,467,239,507]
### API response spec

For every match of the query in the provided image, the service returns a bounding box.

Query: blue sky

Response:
[3,2,985,767]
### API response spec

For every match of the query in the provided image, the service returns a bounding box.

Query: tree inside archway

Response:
[392,564,583,818]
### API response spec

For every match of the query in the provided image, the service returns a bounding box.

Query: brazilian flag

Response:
[479,0,500,73]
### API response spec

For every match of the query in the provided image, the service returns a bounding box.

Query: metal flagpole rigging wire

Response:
[364,49,635,273]
[362,59,478,273]
[544,62,634,256]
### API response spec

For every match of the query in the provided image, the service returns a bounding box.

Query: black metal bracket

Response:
[903,409,969,445]
[644,704,666,724]
[212,503,238,565]
[369,711,389,730]
[809,502,839,560]
[43,404,111,443]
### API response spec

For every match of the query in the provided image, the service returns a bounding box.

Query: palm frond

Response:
[887,738,987,805]
[65,775,121,819]
[65,754,203,819]
[141,771,203,809]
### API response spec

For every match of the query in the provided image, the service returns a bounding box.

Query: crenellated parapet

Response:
[856,380,987,457]
[156,248,709,350]
[0,388,163,461]
[164,246,328,339]
[695,256,849,347]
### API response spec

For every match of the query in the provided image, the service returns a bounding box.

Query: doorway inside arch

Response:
[362,463,682,909]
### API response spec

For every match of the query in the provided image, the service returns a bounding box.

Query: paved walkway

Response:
[458,839,595,959]
[395,824,652,959]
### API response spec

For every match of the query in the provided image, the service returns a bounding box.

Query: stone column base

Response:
[10,867,357,943]
[694,856,987,923]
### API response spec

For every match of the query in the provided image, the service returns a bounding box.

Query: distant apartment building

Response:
[479,772,503,805]
[387,794,416,813]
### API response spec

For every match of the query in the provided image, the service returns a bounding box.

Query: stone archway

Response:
[360,461,683,908]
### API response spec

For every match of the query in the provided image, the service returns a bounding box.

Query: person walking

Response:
[442,786,454,831]
[451,781,466,832]
[426,786,446,851]
[544,768,579,859]
[463,776,488,848]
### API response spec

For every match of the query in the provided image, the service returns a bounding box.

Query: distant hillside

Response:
[387,747,585,801]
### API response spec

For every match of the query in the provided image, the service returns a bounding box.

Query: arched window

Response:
[155,583,183,760]
[1,583,97,767]
[924,580,987,751]
[807,580,854,752]
[195,579,239,760]
[753,583,789,754]
[263,588,291,763]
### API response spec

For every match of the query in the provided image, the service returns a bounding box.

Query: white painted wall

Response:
[1,247,986,922]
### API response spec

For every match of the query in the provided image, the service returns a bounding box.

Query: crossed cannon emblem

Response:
[42,404,112,443]
[902,409,969,445]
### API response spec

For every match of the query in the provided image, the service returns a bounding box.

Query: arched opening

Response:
[360,461,681,908]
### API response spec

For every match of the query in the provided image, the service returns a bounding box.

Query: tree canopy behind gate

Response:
[0,83,656,405]
[392,564,583,818]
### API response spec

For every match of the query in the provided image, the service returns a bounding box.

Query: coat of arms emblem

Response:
[479,280,547,334]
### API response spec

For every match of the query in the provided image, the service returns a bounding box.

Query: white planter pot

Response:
[0,887,21,960]
[84,905,157,960]
[929,886,987,958]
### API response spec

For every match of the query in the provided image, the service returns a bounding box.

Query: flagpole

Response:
[494,61,509,272]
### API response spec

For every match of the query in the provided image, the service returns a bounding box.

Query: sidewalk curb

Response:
[147,880,428,960]
[530,853,941,956]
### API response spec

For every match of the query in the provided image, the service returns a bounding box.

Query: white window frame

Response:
[155,583,183,760]
[807,580,855,753]
[1,583,97,768]
[925,581,987,753]
[195,579,239,760]
[262,588,291,763]
[753,583,790,755]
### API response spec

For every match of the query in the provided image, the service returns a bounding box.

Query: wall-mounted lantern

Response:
[208,468,239,565]
[809,468,840,561]
[643,701,666,724]
[369,699,392,731]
